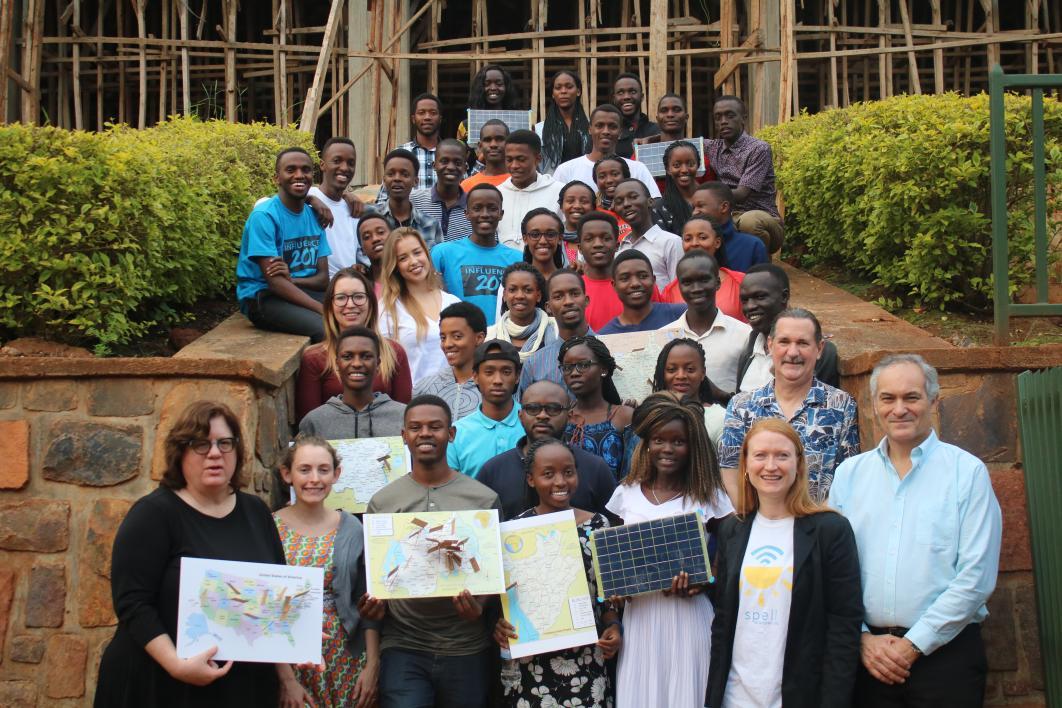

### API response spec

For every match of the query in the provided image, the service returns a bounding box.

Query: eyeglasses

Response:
[521,402,567,416]
[185,438,238,455]
[334,293,369,307]
[525,230,561,241]
[560,360,597,374]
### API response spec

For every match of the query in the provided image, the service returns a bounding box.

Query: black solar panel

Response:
[590,512,712,599]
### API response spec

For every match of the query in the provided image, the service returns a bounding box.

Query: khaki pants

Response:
[734,210,784,254]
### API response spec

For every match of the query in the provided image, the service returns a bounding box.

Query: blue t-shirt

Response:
[598,302,688,334]
[718,219,768,273]
[236,195,330,307]
[430,236,522,326]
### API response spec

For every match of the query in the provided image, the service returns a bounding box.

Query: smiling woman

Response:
[487,261,557,360]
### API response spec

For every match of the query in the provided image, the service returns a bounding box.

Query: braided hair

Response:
[651,338,731,406]
[659,140,700,233]
[557,335,622,405]
[522,437,577,510]
[623,391,725,505]
[541,70,591,173]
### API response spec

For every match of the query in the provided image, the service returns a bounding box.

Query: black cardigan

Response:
[706,511,864,708]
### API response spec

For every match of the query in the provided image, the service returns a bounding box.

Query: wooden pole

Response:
[981,0,1000,68]
[778,0,794,123]
[827,0,838,106]
[720,0,735,95]
[578,0,588,115]
[1026,0,1040,74]
[21,0,44,123]
[369,0,382,181]
[72,0,83,128]
[428,0,439,95]
[897,0,921,93]
[96,0,102,127]
[298,0,345,131]
[160,0,169,123]
[224,0,237,121]
[589,0,598,107]
[134,0,147,128]
[0,0,12,120]
[840,0,850,105]
[929,0,945,91]
[648,0,667,110]
[180,0,191,115]
[55,0,69,128]
[635,0,647,109]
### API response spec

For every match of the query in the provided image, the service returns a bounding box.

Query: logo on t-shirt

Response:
[282,234,322,274]
[740,544,792,623]
[459,264,505,298]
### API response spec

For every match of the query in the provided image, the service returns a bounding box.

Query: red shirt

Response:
[658,267,747,323]
[583,274,663,332]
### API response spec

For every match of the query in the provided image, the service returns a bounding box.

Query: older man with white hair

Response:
[829,353,1002,707]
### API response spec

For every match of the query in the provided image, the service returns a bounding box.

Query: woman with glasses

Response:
[95,401,289,707]
[487,262,557,361]
[296,268,413,422]
[559,336,634,480]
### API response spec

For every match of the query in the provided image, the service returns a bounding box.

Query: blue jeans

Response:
[379,647,493,708]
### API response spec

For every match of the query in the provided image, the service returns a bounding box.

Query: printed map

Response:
[326,437,409,513]
[598,330,685,404]
[363,510,505,599]
[499,510,599,658]
[176,557,323,664]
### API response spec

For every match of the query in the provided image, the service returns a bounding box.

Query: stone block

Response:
[0,420,29,490]
[0,500,70,552]
[938,373,1018,463]
[0,569,15,662]
[256,396,278,469]
[86,378,157,417]
[0,382,18,409]
[25,564,65,628]
[22,380,77,411]
[79,498,132,628]
[44,634,87,698]
[0,681,37,708]
[984,590,1018,671]
[42,420,142,487]
[10,635,45,663]
[990,465,1033,572]
[1014,579,1044,691]
[151,381,255,481]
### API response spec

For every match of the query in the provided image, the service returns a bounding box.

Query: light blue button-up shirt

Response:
[446,403,524,479]
[828,429,1002,655]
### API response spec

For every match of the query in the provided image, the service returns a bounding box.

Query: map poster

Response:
[363,510,505,600]
[596,330,686,404]
[323,437,410,513]
[499,510,599,659]
[176,558,324,664]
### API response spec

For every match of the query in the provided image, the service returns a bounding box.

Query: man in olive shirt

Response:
[368,395,502,708]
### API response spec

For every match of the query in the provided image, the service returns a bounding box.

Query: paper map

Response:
[597,330,686,403]
[499,510,599,658]
[363,510,505,599]
[176,557,323,664]
[326,436,409,513]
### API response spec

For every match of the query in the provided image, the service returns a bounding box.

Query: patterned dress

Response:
[565,406,629,480]
[500,511,614,708]
[274,517,366,708]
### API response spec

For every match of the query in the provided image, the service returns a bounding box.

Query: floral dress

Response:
[500,510,614,708]
[274,517,366,708]
[565,405,630,480]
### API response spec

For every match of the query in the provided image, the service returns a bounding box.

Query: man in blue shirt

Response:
[431,184,523,326]
[447,340,524,478]
[691,181,768,273]
[829,354,1002,707]
[236,147,331,342]
[598,250,686,334]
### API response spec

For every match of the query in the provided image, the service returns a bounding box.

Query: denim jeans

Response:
[378,647,493,708]
[246,288,325,342]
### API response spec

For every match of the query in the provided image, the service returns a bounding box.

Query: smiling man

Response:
[446,340,525,479]
[410,138,474,243]
[462,119,511,189]
[497,130,564,250]
[717,307,860,504]
[518,268,595,395]
[829,354,1001,708]
[598,250,686,334]
[306,137,366,277]
[413,302,488,421]
[612,73,660,158]
[552,104,661,199]
[237,147,331,341]
[612,178,684,287]
[477,380,616,520]
[370,148,443,249]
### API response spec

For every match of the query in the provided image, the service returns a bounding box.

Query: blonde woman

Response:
[295,268,412,422]
[378,227,461,384]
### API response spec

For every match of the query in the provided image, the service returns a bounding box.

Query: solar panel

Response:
[634,137,706,178]
[466,109,533,146]
[590,512,712,599]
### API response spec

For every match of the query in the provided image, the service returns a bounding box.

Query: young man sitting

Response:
[413,302,488,421]
[598,250,686,334]
[690,181,768,273]
[236,147,331,342]
[497,130,564,250]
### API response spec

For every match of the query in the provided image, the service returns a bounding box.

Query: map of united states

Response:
[192,570,312,645]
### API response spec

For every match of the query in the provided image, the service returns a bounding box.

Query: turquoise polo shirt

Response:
[446,403,523,479]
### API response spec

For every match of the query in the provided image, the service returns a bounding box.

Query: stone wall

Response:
[0,316,307,706]
[842,346,1062,708]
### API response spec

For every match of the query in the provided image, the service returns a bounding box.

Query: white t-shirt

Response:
[662,310,753,393]
[723,514,795,708]
[552,155,662,199]
[379,291,462,385]
[739,332,773,392]
[307,186,365,277]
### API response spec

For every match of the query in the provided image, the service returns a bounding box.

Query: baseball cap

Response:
[473,339,522,371]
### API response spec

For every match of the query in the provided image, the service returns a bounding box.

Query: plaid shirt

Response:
[374,138,438,204]
[704,131,780,217]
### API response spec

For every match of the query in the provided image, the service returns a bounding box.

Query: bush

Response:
[759,93,1062,310]
[0,117,316,350]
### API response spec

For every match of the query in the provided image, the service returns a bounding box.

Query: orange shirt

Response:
[461,172,511,190]
[659,267,746,323]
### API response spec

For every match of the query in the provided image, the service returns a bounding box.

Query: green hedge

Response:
[759,93,1062,310]
[0,117,315,350]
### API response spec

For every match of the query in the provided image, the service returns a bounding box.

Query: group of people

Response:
[93,66,1004,708]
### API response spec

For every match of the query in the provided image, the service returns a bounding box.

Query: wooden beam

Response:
[180,0,191,115]
[0,0,13,119]
[648,0,668,109]
[779,0,795,122]
[298,0,345,131]
[929,0,945,91]
[21,0,44,123]
[827,0,838,106]
[719,0,735,94]
[714,28,761,89]
[897,0,921,93]
[224,0,237,121]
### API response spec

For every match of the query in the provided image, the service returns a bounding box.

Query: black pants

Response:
[855,624,987,708]
[246,288,325,343]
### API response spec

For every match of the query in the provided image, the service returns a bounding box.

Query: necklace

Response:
[649,485,682,505]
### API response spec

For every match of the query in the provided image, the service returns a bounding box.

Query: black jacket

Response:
[707,511,863,708]
[734,331,841,391]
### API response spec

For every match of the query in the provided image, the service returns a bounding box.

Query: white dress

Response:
[379,292,462,385]
[605,484,734,708]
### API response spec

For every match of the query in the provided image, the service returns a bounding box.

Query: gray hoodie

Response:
[298,393,406,440]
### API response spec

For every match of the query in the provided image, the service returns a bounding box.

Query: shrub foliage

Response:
[0,117,315,348]
[759,93,1062,310]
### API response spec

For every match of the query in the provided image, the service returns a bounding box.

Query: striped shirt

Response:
[410,187,473,243]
